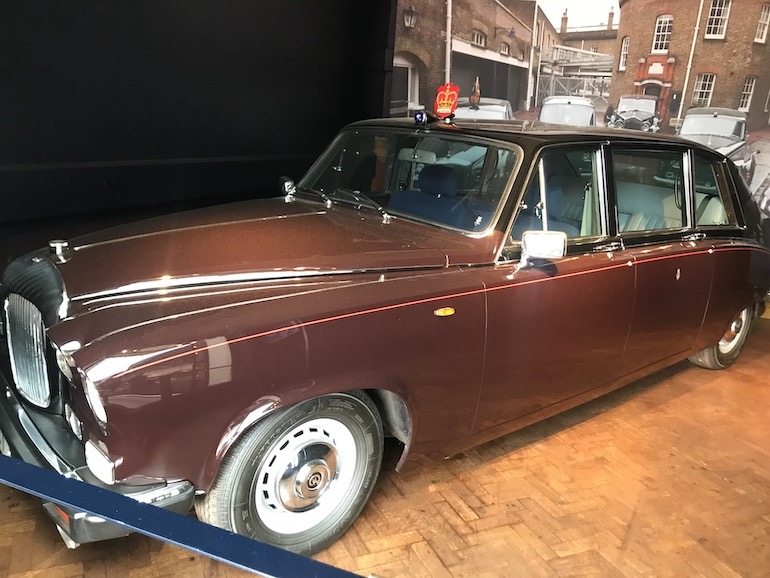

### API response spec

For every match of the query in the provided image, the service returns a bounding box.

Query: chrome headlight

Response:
[51,340,81,381]
[64,403,83,441]
[78,368,108,425]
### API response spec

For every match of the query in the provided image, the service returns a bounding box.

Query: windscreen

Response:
[300,129,520,232]
[680,115,743,139]
[538,103,594,126]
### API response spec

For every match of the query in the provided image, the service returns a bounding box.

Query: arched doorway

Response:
[391,53,424,117]
[643,84,662,98]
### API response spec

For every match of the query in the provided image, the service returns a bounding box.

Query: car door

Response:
[472,144,636,432]
[609,145,714,375]
[690,150,761,344]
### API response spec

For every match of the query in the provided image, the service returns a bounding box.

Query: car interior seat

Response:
[389,164,473,228]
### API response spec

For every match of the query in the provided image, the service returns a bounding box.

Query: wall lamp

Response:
[494,27,516,38]
[403,5,420,29]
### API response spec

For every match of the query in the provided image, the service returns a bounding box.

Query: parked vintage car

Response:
[2,93,770,557]
[607,94,661,132]
[452,96,514,120]
[679,107,757,184]
[538,95,596,126]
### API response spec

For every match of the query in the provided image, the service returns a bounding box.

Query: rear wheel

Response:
[195,390,383,555]
[688,306,754,369]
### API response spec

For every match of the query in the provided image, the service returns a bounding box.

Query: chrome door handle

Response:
[683,232,706,241]
[595,241,623,252]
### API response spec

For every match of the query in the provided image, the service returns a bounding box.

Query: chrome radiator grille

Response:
[4,293,51,407]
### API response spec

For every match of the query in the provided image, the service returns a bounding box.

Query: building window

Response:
[765,88,770,112]
[756,4,770,43]
[471,30,487,48]
[500,42,510,56]
[652,15,673,53]
[590,46,599,53]
[739,77,756,111]
[619,36,630,71]
[705,0,731,38]
[692,73,716,107]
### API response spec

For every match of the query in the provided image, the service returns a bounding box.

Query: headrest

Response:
[418,164,459,197]
[546,180,564,220]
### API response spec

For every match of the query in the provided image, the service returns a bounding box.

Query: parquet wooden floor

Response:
[2,318,769,577]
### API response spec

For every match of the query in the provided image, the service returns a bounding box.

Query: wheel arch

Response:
[364,388,413,471]
[200,385,415,492]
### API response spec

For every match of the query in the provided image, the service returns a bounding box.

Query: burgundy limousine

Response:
[2,90,769,556]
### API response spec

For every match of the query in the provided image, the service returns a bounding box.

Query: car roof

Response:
[541,96,594,106]
[619,94,658,101]
[456,97,512,107]
[685,107,747,120]
[345,117,710,150]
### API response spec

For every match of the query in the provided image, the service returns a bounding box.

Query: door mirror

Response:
[519,230,567,269]
[279,176,296,201]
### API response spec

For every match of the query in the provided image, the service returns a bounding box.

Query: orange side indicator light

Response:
[53,503,70,523]
[434,307,456,317]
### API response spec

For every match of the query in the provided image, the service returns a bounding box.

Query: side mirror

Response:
[279,176,296,201]
[518,230,567,270]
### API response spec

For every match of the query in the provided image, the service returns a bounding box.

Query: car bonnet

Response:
[48,198,490,301]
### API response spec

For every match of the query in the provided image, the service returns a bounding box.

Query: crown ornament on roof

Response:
[434,82,460,119]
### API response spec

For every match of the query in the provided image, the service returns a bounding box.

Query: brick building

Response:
[611,0,770,132]
[559,8,619,55]
[391,0,557,115]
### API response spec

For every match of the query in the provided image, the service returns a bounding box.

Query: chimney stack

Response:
[561,9,568,34]
[607,8,615,30]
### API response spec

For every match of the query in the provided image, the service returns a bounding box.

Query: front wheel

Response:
[195,391,384,555]
[688,306,754,369]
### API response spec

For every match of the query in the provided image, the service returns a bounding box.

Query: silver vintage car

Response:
[679,107,757,184]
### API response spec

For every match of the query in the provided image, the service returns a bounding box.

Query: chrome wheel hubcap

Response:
[719,308,749,354]
[278,448,337,511]
[253,417,357,534]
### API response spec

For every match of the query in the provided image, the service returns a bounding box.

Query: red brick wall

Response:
[613,0,770,131]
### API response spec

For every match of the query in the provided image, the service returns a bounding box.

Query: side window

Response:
[693,153,738,226]
[509,147,603,243]
[613,149,686,232]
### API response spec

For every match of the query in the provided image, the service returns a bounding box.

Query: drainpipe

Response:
[677,0,705,124]
[445,0,452,83]
[527,0,539,110]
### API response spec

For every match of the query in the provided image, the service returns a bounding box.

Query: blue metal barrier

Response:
[0,453,360,578]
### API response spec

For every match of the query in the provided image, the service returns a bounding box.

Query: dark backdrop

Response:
[0,1,395,229]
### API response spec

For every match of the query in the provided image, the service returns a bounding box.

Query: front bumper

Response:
[0,368,195,547]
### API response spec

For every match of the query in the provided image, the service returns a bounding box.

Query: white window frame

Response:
[500,42,510,56]
[705,0,731,39]
[692,73,716,107]
[756,4,770,43]
[739,77,756,111]
[765,88,770,113]
[619,36,630,71]
[393,54,422,114]
[652,15,673,53]
[471,30,487,48]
